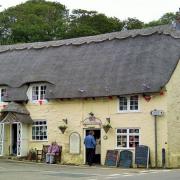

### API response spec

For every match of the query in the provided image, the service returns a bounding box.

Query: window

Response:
[119,95,139,112]
[0,88,7,102]
[32,121,47,141]
[116,128,140,149]
[32,85,46,101]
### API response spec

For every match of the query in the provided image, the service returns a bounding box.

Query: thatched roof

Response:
[0,25,180,101]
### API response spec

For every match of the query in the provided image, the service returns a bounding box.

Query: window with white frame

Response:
[0,88,7,102]
[32,121,47,141]
[116,128,140,148]
[31,84,46,101]
[119,95,139,112]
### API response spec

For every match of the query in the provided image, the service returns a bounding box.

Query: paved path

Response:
[0,160,179,180]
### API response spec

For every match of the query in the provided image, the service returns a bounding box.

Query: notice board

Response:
[118,150,133,168]
[104,150,119,167]
[135,145,150,168]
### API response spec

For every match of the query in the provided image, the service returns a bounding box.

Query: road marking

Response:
[109,174,121,176]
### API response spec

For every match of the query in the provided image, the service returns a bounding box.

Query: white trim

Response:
[115,128,140,149]
[27,83,47,103]
[117,95,140,113]
[0,123,4,156]
[0,87,7,103]
[31,120,48,141]
[83,128,101,164]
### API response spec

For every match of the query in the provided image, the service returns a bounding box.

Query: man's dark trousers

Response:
[86,148,94,166]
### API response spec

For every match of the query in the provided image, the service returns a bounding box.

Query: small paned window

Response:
[130,96,139,110]
[32,85,46,101]
[119,95,139,112]
[0,88,7,102]
[116,128,140,149]
[32,121,47,141]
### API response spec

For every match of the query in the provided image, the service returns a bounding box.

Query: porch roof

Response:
[0,102,33,124]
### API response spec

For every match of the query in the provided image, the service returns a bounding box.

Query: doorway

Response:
[11,124,17,156]
[85,129,101,165]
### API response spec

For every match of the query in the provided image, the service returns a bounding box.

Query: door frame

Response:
[83,128,101,164]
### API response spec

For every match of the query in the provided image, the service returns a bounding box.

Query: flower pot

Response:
[103,126,111,133]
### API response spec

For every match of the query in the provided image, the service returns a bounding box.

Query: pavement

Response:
[0,159,179,180]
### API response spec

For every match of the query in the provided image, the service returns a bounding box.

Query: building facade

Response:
[0,25,180,167]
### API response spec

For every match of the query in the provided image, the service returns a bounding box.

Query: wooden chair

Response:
[36,145,62,163]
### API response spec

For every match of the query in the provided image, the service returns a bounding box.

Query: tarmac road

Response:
[0,159,179,180]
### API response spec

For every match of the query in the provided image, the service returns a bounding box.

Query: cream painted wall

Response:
[166,59,180,168]
[26,93,168,167]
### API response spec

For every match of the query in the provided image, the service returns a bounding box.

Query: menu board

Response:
[118,150,133,168]
[135,145,150,168]
[104,150,119,167]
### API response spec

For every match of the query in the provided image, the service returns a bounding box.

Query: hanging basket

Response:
[102,124,112,133]
[58,126,67,134]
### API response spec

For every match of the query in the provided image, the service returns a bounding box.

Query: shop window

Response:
[118,95,139,112]
[32,120,47,141]
[116,128,139,149]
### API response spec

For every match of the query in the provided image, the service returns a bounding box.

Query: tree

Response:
[0,0,68,44]
[65,9,123,38]
[144,12,176,28]
[123,18,144,30]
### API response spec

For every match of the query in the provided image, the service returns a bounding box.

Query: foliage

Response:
[123,18,144,30]
[65,9,123,38]
[0,0,68,44]
[0,0,178,45]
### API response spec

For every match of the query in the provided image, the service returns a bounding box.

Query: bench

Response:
[36,145,62,163]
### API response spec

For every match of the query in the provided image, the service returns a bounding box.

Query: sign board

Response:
[135,145,150,168]
[151,110,164,116]
[118,150,133,168]
[104,150,119,167]
[69,132,81,154]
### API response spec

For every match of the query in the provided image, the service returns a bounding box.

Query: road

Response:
[0,160,179,180]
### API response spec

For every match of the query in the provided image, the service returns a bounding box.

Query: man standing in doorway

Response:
[84,130,96,166]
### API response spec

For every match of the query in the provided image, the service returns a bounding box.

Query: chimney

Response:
[173,8,180,30]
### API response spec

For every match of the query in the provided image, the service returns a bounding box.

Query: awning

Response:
[0,102,33,124]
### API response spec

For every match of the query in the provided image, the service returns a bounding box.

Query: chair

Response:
[36,145,62,163]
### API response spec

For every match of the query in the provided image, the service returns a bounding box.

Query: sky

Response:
[0,0,179,23]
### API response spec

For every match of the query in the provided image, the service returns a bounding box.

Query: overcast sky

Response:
[0,0,179,22]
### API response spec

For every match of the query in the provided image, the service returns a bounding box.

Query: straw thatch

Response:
[0,25,180,101]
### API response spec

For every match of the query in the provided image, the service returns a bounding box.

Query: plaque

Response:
[69,132,81,154]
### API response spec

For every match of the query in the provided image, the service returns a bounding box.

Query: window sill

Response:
[30,140,48,142]
[117,110,141,114]
[115,147,136,150]
[28,100,48,104]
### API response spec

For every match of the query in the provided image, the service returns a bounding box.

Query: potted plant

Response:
[102,123,112,133]
[58,125,67,134]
